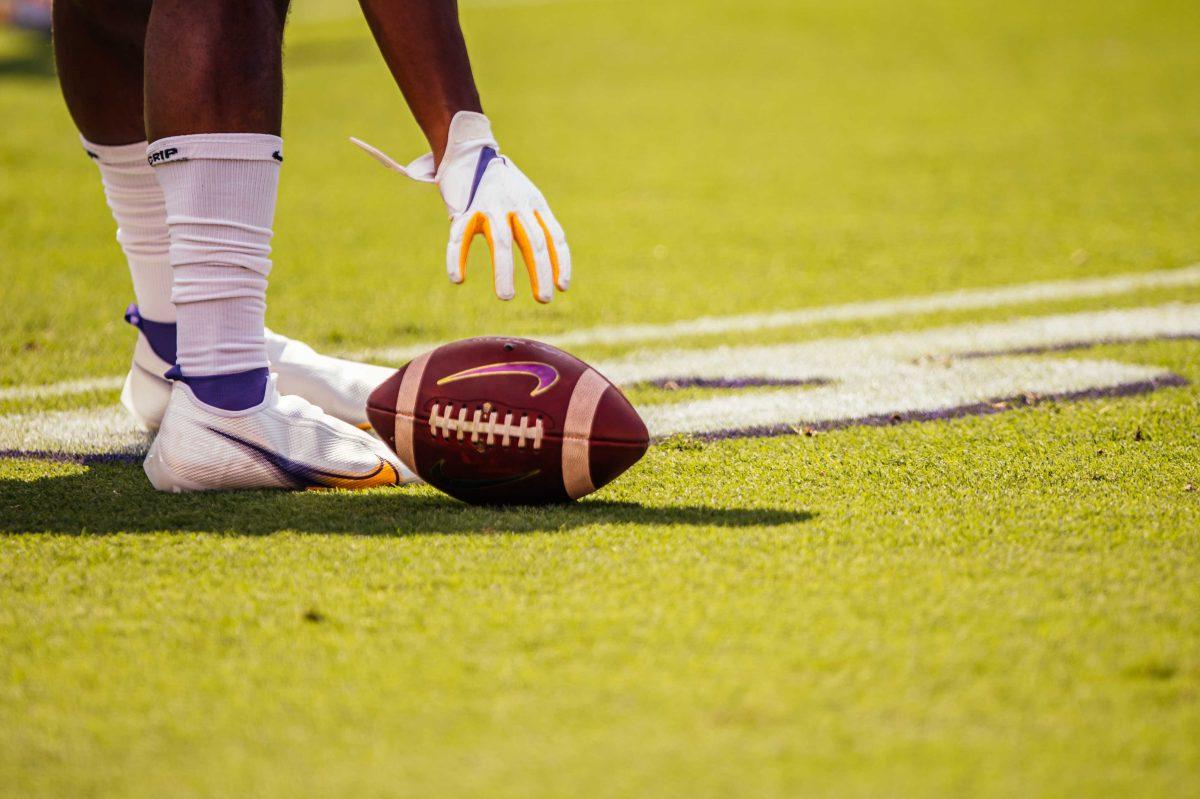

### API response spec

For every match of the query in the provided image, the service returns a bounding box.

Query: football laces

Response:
[428,401,545,450]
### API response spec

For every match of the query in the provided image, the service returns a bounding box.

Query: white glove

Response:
[351,112,571,303]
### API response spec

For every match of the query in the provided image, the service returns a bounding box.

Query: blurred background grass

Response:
[2,0,1198,386]
[1,4,1199,796]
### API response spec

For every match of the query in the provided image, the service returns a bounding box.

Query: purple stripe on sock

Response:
[165,365,269,411]
[124,303,177,364]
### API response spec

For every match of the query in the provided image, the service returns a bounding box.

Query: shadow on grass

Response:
[0,462,812,536]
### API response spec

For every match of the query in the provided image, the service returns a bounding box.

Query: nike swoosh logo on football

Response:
[208,428,398,489]
[436,361,560,397]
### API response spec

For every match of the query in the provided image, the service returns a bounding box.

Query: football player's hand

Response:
[351,112,570,303]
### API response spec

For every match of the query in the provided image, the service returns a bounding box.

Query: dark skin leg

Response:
[144,0,291,140]
[58,0,483,158]
[54,0,288,141]
[357,0,483,165]
[53,0,150,145]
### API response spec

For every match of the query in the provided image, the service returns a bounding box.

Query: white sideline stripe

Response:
[0,405,149,456]
[604,302,1200,437]
[348,264,1200,363]
[3,265,1199,403]
[2,302,1193,455]
[595,302,1200,385]
[0,376,125,402]
[640,358,1169,437]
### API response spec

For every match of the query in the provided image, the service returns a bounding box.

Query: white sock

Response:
[149,134,282,376]
[81,137,175,322]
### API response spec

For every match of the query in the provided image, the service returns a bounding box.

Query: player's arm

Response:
[355,0,571,303]
[355,0,479,165]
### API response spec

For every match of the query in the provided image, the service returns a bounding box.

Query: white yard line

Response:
[594,302,1200,385]
[609,301,1200,436]
[349,264,1200,363]
[639,358,1171,437]
[3,302,1194,453]
[3,265,1199,403]
[0,376,125,403]
[0,405,149,457]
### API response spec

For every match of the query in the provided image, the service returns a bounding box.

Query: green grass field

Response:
[2,0,1199,795]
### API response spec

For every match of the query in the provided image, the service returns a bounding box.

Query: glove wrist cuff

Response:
[436,112,499,182]
[444,111,494,150]
[347,111,502,213]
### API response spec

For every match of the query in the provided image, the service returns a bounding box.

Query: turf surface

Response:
[2,0,1199,796]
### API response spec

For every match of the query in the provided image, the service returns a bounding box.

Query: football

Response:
[367,337,649,504]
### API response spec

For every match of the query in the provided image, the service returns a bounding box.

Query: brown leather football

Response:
[367,337,649,505]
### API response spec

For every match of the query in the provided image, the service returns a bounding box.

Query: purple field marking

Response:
[956,333,1200,360]
[1,331,1196,463]
[689,374,1189,442]
[634,377,831,391]
[0,449,144,466]
[6,375,1184,459]
[631,332,1200,391]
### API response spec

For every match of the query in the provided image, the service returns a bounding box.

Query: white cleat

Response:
[266,329,394,431]
[122,312,392,433]
[143,376,419,492]
[121,329,174,434]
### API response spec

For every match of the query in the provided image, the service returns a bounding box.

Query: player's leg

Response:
[141,0,288,411]
[53,0,182,427]
[53,0,404,481]
[135,0,410,490]
[53,0,148,146]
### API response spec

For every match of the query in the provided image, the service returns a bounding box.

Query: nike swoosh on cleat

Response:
[207,427,398,489]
